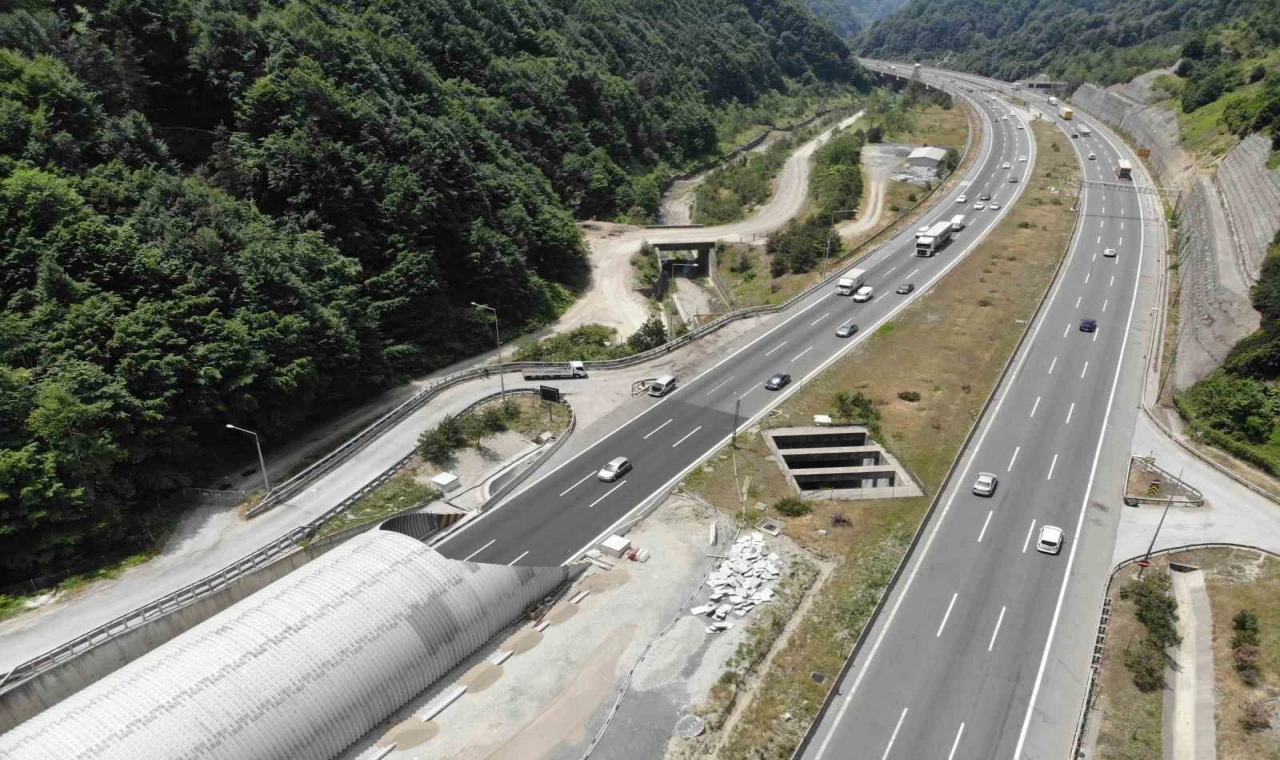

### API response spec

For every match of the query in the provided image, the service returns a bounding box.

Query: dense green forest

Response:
[1179,232,1280,473]
[0,0,867,584]
[858,0,1279,87]
[803,0,909,39]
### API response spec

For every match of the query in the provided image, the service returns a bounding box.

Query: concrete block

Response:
[430,472,461,492]
[600,535,631,558]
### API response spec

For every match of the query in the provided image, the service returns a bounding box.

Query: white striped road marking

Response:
[462,539,496,562]
[1023,520,1037,553]
[880,708,909,760]
[978,511,994,542]
[1048,356,1057,374]
[936,592,959,637]
[987,606,1007,652]
[588,480,626,508]
[947,723,966,760]
[643,418,674,439]
[1047,453,1059,480]
[560,472,595,496]
[792,346,814,363]
[1081,361,1089,378]
[704,377,735,396]
[811,312,831,327]
[1008,446,1021,471]
[1065,402,1075,425]
[1030,396,1041,418]
[507,550,529,565]
[672,426,702,448]
[765,341,787,356]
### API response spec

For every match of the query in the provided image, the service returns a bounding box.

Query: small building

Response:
[907,146,947,169]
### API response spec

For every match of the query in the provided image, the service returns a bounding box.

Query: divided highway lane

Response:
[439,90,1032,567]
[802,63,1151,759]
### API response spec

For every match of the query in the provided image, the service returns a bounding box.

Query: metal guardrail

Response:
[0,389,567,693]
[792,73,1085,758]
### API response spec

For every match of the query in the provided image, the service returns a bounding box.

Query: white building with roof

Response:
[907,146,948,168]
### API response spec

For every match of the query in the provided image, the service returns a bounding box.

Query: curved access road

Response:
[798,61,1167,760]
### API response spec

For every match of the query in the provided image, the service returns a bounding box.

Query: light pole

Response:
[1139,466,1184,575]
[225,424,270,495]
[821,207,860,280]
[472,302,504,398]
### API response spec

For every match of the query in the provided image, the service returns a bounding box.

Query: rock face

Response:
[1072,79,1280,389]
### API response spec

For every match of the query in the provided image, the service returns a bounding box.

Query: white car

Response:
[972,472,998,496]
[957,194,968,203]
[1103,247,1117,258]
[852,285,874,303]
[1088,153,1097,160]
[988,201,1001,210]
[973,201,986,210]
[1001,162,1011,169]
[1019,155,1028,162]
[1036,525,1065,555]
[1016,124,1025,130]
[1001,115,1008,120]
[598,456,632,482]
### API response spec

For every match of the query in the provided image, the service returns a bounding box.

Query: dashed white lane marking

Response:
[988,606,1008,652]
[880,708,909,760]
[1030,396,1041,418]
[462,539,496,562]
[1047,453,1059,480]
[672,426,702,448]
[1023,520,1037,553]
[704,378,735,397]
[811,312,831,327]
[1065,402,1075,425]
[560,472,595,496]
[936,592,959,637]
[1008,446,1020,472]
[765,341,788,356]
[978,510,994,542]
[507,550,530,565]
[588,479,626,508]
[643,418,674,439]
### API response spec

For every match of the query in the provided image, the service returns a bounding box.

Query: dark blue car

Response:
[1080,318,1097,333]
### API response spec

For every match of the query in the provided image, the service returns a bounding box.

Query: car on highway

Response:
[979,192,991,201]
[1001,162,1011,169]
[1088,152,1097,160]
[597,456,632,482]
[896,283,915,295]
[1080,318,1097,332]
[1016,123,1025,130]
[973,201,986,210]
[765,373,791,391]
[957,194,968,203]
[1071,132,1079,139]
[972,472,998,496]
[1009,175,1019,183]
[1019,155,1028,162]
[988,201,1001,210]
[835,321,859,338]
[1001,115,1008,120]
[852,285,874,302]
[1036,525,1065,555]
[1103,247,1117,258]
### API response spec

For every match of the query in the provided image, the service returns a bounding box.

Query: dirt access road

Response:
[556,111,864,337]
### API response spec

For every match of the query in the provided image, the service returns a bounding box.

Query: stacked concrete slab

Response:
[1072,83,1192,183]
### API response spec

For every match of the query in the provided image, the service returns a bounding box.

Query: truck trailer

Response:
[522,361,587,381]
[915,221,953,257]
[835,268,868,295]
[1059,106,1074,120]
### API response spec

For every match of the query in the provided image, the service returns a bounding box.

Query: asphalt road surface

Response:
[438,86,1034,570]
[797,62,1157,760]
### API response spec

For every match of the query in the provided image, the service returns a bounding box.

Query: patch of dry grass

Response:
[1093,563,1166,760]
[686,121,1081,757]
[889,104,970,147]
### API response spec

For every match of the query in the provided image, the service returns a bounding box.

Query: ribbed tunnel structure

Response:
[0,529,572,760]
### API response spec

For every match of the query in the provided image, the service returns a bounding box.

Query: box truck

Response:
[950,214,967,231]
[523,361,587,381]
[915,221,953,257]
[1060,106,1074,120]
[1078,124,1092,137]
[835,268,867,295]
[1117,160,1133,180]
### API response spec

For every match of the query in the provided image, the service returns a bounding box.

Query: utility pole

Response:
[1140,466,1183,575]
[471,302,504,398]
[732,397,741,449]
[821,207,860,280]
[225,424,270,496]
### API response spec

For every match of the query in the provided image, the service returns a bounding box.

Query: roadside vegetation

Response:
[1093,564,1169,759]
[416,396,571,466]
[679,120,1078,756]
[312,474,442,541]
[512,317,668,365]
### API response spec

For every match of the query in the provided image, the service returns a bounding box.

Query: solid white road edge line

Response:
[1011,103,1149,760]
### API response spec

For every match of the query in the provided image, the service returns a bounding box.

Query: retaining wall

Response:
[1071,84,1192,185]
[1216,133,1280,280]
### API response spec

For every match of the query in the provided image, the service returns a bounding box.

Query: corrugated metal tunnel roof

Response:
[0,530,570,760]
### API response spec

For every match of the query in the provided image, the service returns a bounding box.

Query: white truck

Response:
[835,268,867,296]
[522,361,587,381]
[950,214,966,232]
[1048,96,1059,106]
[915,221,953,256]
[1078,124,1092,137]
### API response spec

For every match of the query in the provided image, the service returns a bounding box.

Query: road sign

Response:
[539,385,561,403]
[1137,559,1150,568]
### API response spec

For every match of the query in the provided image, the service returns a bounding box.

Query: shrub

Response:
[1243,700,1272,732]
[774,497,812,517]
[1234,644,1261,684]
[906,193,917,202]
[1234,608,1260,633]
[833,390,880,428]
[831,513,851,527]
[1120,571,1181,648]
[897,390,921,402]
[977,298,992,307]
[1124,639,1168,691]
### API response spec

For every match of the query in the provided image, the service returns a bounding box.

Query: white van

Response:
[649,375,677,397]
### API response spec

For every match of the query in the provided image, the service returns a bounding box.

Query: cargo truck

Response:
[835,268,867,295]
[950,214,967,232]
[522,361,587,381]
[915,221,953,257]
[1078,124,1092,137]
[1048,96,1059,106]
[1117,160,1133,180]
[1060,106,1074,120]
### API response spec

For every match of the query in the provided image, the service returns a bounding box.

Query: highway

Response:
[438,86,1035,568]
[797,62,1163,759]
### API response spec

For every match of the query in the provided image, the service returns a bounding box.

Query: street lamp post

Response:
[1139,466,1184,575]
[472,302,504,398]
[821,207,860,280]
[225,424,270,496]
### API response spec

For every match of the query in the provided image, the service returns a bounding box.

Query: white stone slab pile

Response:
[692,532,784,633]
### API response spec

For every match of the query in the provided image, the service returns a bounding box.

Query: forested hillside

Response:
[859,0,1279,87]
[0,0,866,583]
[803,0,909,38]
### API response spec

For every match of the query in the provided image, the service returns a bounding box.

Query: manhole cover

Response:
[675,715,705,738]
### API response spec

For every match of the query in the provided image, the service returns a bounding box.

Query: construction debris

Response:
[689,532,785,634]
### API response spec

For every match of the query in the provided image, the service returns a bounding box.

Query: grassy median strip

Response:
[679,120,1079,757]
